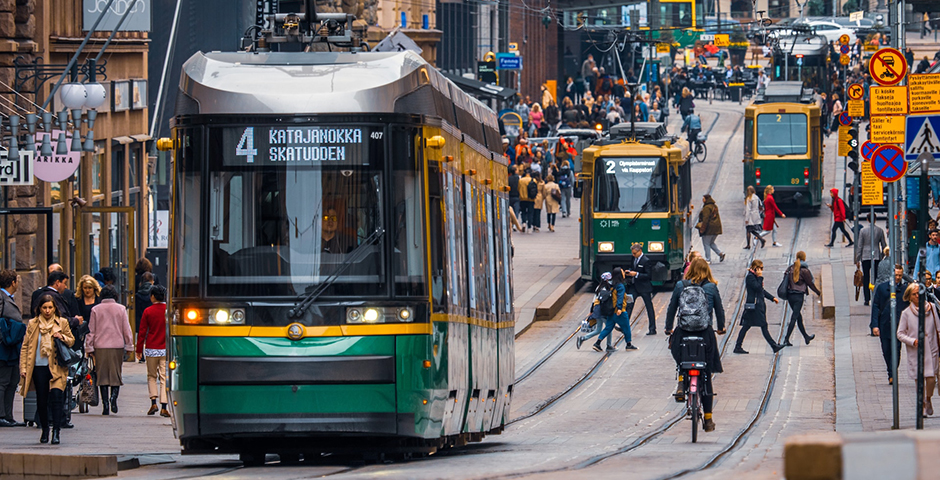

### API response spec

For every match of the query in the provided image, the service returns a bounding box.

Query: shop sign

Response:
[33,131,81,182]
[82,0,150,32]
[0,150,33,186]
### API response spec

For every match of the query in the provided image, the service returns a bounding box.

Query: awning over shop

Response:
[442,73,516,102]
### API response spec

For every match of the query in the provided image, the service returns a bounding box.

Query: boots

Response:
[49,389,63,445]
[110,386,120,414]
[100,386,110,415]
[40,426,49,443]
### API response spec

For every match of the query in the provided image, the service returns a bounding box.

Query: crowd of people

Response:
[0,259,168,445]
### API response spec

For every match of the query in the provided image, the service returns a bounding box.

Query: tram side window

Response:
[756,114,808,156]
[594,157,668,213]
[392,127,427,297]
[173,128,201,298]
[428,163,447,313]
[744,119,753,158]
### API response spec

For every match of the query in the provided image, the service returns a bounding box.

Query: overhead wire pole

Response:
[889,0,904,430]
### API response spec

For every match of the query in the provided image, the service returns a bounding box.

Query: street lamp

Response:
[60,80,103,153]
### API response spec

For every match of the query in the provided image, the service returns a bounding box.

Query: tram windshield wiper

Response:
[288,228,385,319]
[629,201,650,226]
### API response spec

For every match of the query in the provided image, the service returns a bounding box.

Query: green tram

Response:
[744,82,824,210]
[579,123,692,282]
[162,13,513,461]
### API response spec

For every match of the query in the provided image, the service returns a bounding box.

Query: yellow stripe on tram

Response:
[170,323,433,338]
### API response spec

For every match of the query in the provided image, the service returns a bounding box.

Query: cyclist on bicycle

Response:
[665,258,726,433]
[681,109,702,146]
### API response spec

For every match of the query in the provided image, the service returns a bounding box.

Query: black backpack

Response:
[527,180,539,200]
[676,280,710,331]
[598,287,615,316]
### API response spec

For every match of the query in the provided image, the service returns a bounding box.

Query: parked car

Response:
[829,16,889,41]
[772,19,856,44]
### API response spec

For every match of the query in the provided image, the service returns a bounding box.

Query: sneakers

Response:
[773,242,783,247]
[576,336,584,350]
[624,343,638,350]
[147,404,159,416]
[733,346,748,354]
[160,408,171,418]
[719,252,726,262]
[606,345,617,352]
[592,342,603,352]
[703,419,716,432]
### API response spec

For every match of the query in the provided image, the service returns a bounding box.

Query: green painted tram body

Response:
[166,50,514,457]
[744,83,824,210]
[579,123,693,283]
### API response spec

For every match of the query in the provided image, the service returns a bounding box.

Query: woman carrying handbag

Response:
[734,260,784,354]
[781,251,821,346]
[18,294,75,445]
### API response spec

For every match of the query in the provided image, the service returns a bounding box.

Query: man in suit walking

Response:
[0,269,24,427]
[854,214,887,306]
[625,244,658,335]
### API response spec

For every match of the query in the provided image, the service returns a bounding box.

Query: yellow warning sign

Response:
[864,44,878,53]
[714,34,729,47]
[838,125,851,156]
[870,86,908,115]
[909,74,940,114]
[861,161,884,206]
[656,43,671,54]
[847,99,865,117]
[870,115,905,144]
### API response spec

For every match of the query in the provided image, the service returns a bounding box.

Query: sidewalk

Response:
[511,197,585,337]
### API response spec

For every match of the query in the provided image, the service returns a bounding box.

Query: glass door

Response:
[75,206,136,331]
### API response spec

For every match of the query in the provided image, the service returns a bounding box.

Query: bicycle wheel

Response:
[690,392,699,443]
[694,142,706,163]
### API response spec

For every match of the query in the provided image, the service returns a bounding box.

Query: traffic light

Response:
[847,127,860,173]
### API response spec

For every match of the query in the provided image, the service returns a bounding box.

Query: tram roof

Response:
[773,34,829,56]
[177,50,494,121]
[754,82,815,104]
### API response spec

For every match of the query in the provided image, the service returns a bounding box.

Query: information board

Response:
[838,125,851,156]
[861,161,884,206]
[714,34,729,47]
[870,86,908,115]
[908,74,940,114]
[870,115,905,144]
[847,99,865,117]
[220,126,376,166]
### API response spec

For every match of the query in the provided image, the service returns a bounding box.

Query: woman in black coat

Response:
[734,260,784,354]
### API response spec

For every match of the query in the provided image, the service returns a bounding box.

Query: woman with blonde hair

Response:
[19,295,75,444]
[74,275,101,328]
[782,251,821,346]
[679,87,694,120]
[744,186,765,248]
[665,258,726,432]
[898,283,940,416]
[529,103,543,136]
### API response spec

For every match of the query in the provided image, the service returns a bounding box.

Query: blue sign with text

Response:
[496,53,522,70]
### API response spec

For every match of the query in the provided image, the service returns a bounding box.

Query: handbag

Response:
[79,357,98,407]
[54,337,82,367]
[854,267,864,301]
[777,271,790,299]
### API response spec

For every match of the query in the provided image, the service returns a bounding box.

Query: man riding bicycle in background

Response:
[681,109,702,146]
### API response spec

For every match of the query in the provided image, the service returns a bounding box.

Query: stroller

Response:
[73,356,97,414]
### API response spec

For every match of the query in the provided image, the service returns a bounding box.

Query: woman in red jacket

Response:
[135,285,169,417]
[760,185,786,247]
[824,188,854,247]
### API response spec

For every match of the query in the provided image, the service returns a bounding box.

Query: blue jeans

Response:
[930,176,940,204]
[598,311,632,344]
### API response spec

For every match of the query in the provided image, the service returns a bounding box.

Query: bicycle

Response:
[676,335,708,443]
[691,133,707,163]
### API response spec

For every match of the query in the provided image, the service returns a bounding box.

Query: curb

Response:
[0,452,118,479]
[785,431,940,480]
[821,263,835,320]
[515,271,586,339]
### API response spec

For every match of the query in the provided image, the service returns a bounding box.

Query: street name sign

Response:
[870,115,905,144]
[870,86,908,115]
[850,11,864,21]
[861,161,884,206]
[869,48,907,86]
[496,53,522,70]
[0,150,33,186]
[908,74,940,114]
[871,144,907,183]
[905,115,940,161]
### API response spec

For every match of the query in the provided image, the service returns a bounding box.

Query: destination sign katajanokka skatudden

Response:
[221,126,379,166]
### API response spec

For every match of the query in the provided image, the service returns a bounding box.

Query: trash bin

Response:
[730,85,742,102]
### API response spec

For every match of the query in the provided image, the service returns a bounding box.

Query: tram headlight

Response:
[346,307,417,324]
[648,241,665,253]
[208,308,246,325]
[598,241,615,253]
[398,307,413,322]
[363,308,380,323]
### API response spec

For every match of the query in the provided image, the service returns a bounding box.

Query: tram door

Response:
[75,206,137,331]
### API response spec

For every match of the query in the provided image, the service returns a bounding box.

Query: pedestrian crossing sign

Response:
[905,115,940,161]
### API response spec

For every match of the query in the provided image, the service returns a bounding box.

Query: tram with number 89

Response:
[744,82,824,211]
[161,11,514,462]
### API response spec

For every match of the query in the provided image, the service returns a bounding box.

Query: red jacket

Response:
[830,196,847,222]
[136,303,167,354]
[762,194,784,231]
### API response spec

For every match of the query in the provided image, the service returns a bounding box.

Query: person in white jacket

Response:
[744,186,765,249]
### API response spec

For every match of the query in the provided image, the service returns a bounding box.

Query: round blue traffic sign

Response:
[839,112,852,126]
[871,144,907,183]
[840,44,850,55]
[861,140,880,160]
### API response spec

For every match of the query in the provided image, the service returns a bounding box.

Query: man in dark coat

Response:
[871,265,908,384]
[734,261,784,354]
[0,269,25,427]
[625,243,657,334]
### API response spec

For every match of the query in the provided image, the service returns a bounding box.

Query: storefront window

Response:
[112,146,124,204]
[92,142,103,196]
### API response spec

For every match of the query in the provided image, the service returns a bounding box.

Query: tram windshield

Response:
[594,157,668,213]
[197,125,396,297]
[756,113,808,156]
